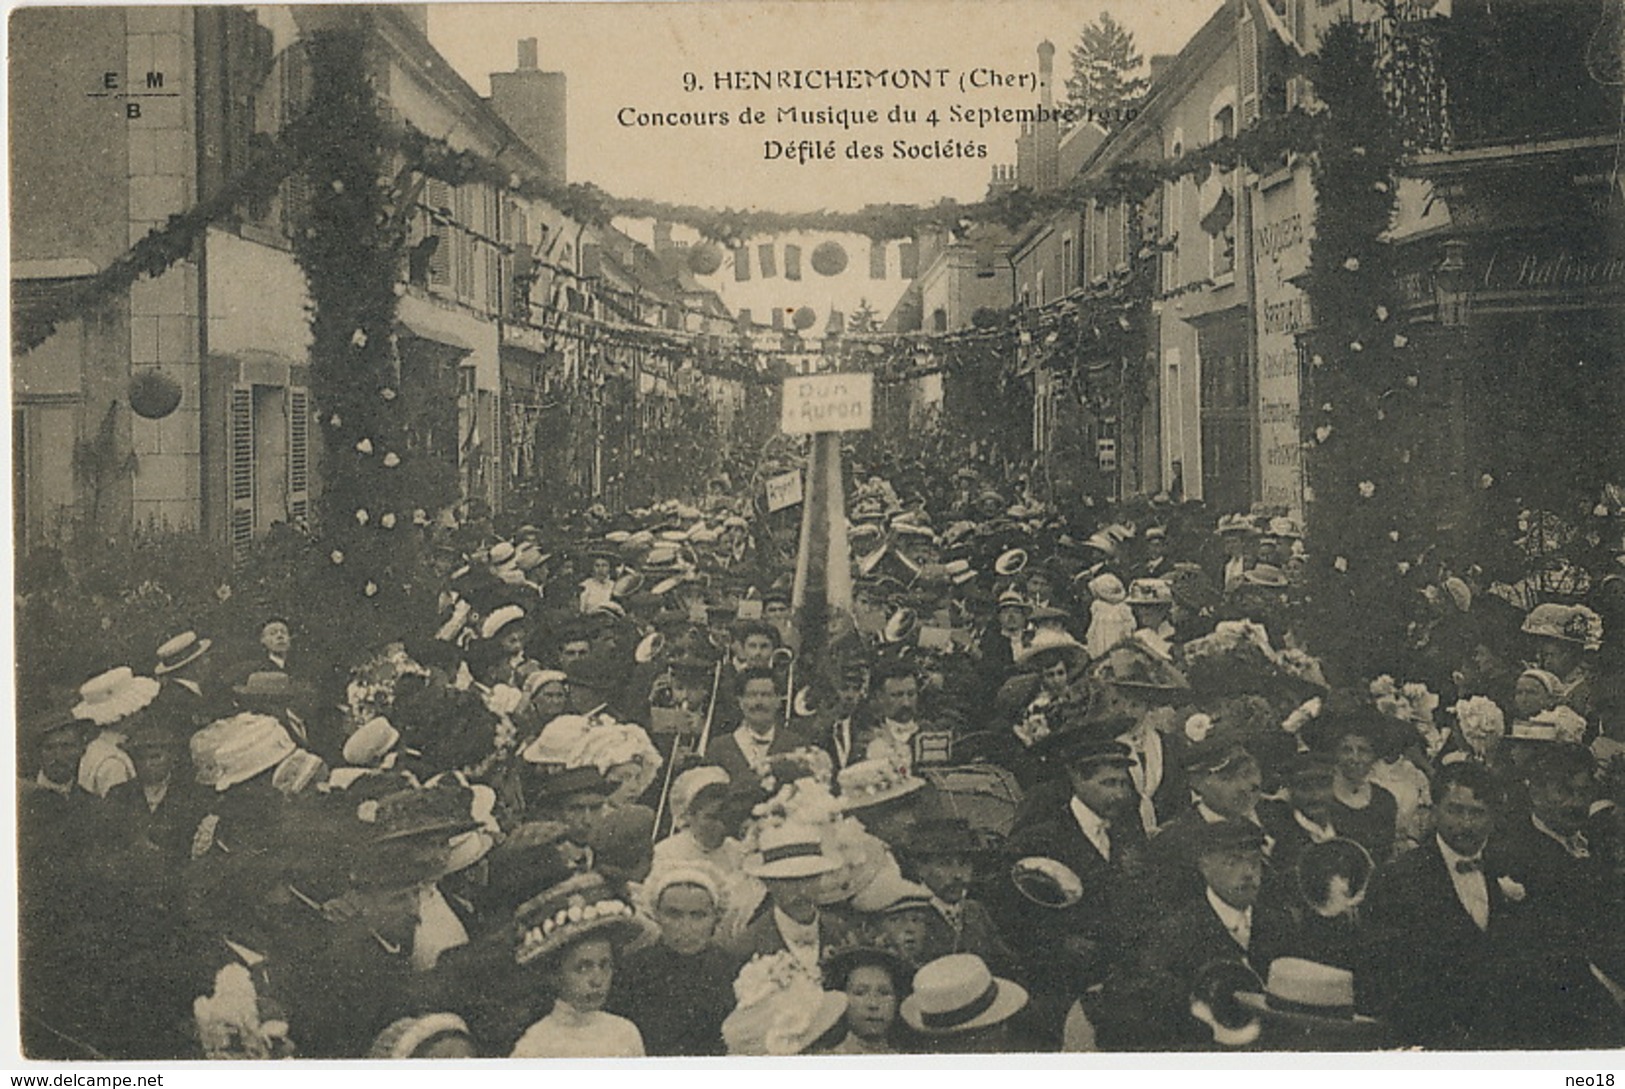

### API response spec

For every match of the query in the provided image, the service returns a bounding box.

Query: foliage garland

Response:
[290,27,456,639]
[1299,20,1423,680]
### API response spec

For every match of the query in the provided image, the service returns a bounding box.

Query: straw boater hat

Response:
[154,631,212,675]
[900,954,1028,1035]
[1237,957,1381,1028]
[996,589,1031,612]
[994,548,1029,576]
[512,872,656,967]
[744,822,840,880]
[72,667,161,727]
[722,952,849,1056]
[836,759,927,812]
[479,604,526,641]
[190,713,297,792]
[850,870,935,915]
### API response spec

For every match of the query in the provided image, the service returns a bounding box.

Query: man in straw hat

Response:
[732,822,851,967]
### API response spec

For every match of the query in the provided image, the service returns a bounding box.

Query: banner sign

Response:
[766,470,804,512]
[781,373,873,434]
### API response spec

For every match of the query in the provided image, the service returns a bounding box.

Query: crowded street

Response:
[11,0,1625,1063]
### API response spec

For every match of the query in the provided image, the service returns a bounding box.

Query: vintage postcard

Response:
[9,0,1623,1068]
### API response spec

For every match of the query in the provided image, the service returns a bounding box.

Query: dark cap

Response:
[1169,818,1266,862]
[1032,730,1135,771]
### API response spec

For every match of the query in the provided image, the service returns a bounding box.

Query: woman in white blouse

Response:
[509,874,657,1057]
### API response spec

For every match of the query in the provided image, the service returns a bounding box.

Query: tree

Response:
[848,298,880,334]
[1065,12,1149,132]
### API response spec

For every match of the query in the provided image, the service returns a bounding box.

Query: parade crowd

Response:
[17,458,1625,1059]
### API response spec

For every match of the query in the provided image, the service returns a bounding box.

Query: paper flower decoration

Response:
[1184,713,1214,743]
[1343,257,1361,271]
[330,550,345,565]
[1393,334,1409,348]
[1496,876,1526,902]
[1334,556,1349,573]
[1375,306,1389,321]
[1350,341,1364,352]
[364,582,378,597]
[355,509,370,525]
[1359,481,1377,498]
[350,329,367,348]
[1315,425,1333,443]
[355,438,373,454]
[1480,474,1495,489]
[383,452,400,467]
[380,513,397,529]
[1450,696,1506,757]
[381,387,397,401]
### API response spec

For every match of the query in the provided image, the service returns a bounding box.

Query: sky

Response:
[427,0,1225,214]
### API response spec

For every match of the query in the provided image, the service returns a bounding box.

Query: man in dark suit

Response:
[702,667,810,785]
[974,590,1030,718]
[1001,732,1147,1040]
[1098,820,1297,1049]
[1492,744,1624,1047]
[1359,762,1523,1047]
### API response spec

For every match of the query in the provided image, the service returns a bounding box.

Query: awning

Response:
[396,319,475,355]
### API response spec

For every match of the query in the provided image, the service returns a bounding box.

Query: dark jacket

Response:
[1097,891,1297,1050]
[1358,837,1522,1048]
[702,722,815,786]
[609,943,743,1056]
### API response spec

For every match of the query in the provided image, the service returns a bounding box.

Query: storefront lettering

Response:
[1261,295,1310,337]
[1481,250,1625,291]
[1255,213,1304,262]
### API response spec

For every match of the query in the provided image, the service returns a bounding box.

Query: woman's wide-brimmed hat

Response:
[512,872,656,967]
[191,712,296,792]
[154,631,213,676]
[1014,627,1085,666]
[744,822,840,879]
[72,667,161,727]
[1520,603,1603,651]
[836,759,927,812]
[900,954,1028,1035]
[722,953,849,1055]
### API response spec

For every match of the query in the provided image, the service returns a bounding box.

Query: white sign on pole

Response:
[765,470,804,512]
[781,373,873,434]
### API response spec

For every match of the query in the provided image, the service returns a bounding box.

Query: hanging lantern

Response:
[129,369,182,419]
[687,243,723,276]
[810,241,848,276]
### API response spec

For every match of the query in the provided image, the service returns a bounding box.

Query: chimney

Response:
[1037,40,1055,109]
[489,40,568,184]
[653,221,673,250]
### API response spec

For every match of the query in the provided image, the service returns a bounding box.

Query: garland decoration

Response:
[12,137,299,355]
[1300,20,1419,678]
[291,26,457,627]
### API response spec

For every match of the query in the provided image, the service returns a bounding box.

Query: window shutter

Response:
[287,387,309,528]
[454,186,475,300]
[898,242,919,279]
[784,244,802,281]
[425,179,452,287]
[733,245,751,281]
[1240,9,1261,124]
[485,189,502,313]
[230,386,255,558]
[757,244,777,278]
[869,239,887,279]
